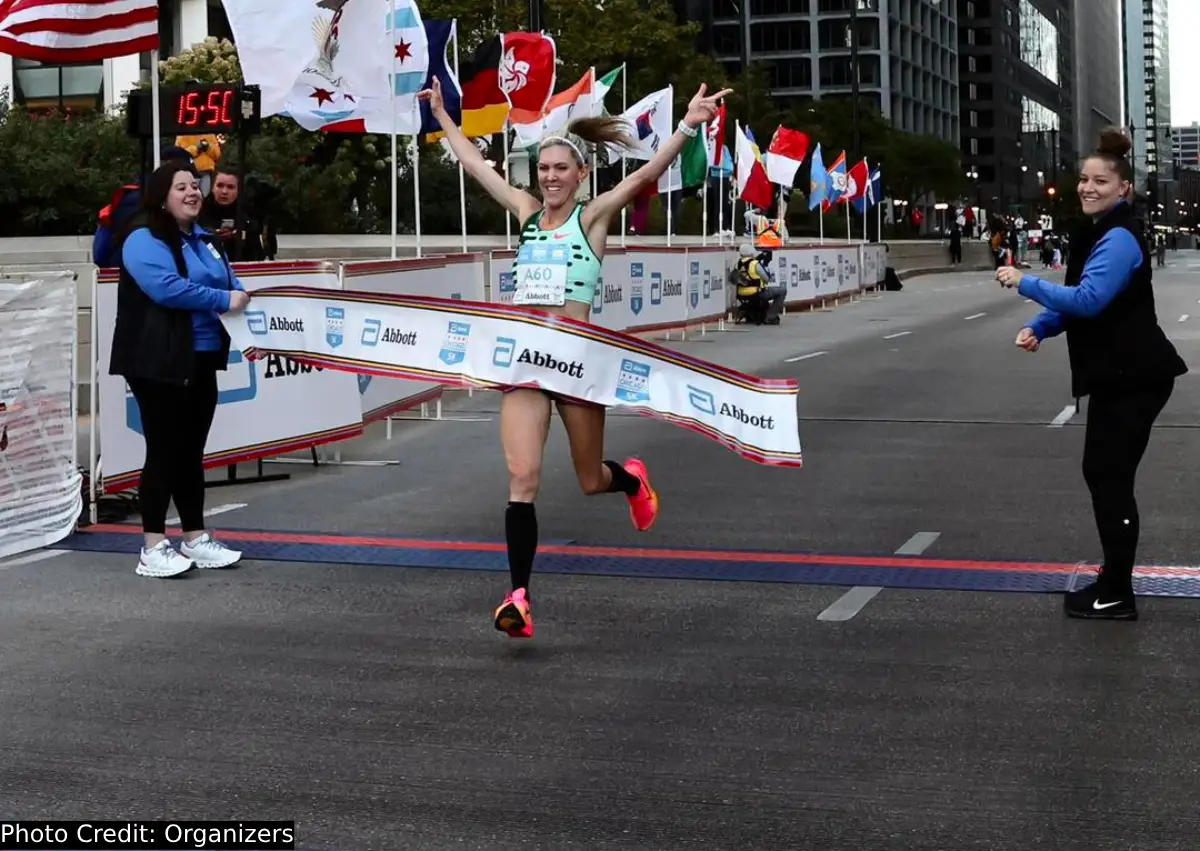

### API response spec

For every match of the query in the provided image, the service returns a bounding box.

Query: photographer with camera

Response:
[200,169,278,262]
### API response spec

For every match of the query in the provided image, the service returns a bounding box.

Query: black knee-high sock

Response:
[603,460,641,496]
[505,501,538,594]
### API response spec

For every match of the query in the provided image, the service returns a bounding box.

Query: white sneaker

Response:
[180,533,242,569]
[136,540,194,578]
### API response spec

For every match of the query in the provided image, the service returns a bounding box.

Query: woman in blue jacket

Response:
[109,160,251,578]
[998,128,1187,620]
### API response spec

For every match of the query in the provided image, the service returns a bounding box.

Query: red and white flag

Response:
[736,123,774,211]
[844,158,871,203]
[0,0,160,64]
[706,101,726,167]
[500,31,557,146]
[763,125,810,187]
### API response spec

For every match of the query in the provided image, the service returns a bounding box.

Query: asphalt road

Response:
[3,256,1200,850]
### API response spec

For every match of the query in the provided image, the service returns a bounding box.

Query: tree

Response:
[0,88,140,236]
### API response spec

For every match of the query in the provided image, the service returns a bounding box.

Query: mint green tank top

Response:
[512,202,603,306]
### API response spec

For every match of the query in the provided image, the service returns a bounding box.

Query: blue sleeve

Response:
[1027,308,1065,341]
[92,227,113,266]
[1017,229,1142,316]
[121,230,232,313]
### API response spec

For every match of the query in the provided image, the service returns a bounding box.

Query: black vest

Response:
[1061,203,1186,397]
[108,225,232,386]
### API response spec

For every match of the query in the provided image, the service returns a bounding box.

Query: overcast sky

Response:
[1171,0,1198,125]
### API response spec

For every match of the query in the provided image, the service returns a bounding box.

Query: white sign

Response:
[223,289,803,466]
[0,273,83,559]
[94,263,364,493]
[341,253,487,421]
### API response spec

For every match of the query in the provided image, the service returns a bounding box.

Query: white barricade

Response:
[861,242,887,287]
[340,253,486,423]
[682,247,730,325]
[92,261,364,494]
[0,272,83,559]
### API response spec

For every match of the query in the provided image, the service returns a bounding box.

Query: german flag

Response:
[427,34,509,141]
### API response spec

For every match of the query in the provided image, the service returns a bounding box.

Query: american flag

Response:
[0,0,160,64]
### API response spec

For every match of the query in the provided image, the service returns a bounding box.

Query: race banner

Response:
[221,288,803,466]
[0,273,83,559]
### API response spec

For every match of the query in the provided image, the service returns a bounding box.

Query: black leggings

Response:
[128,354,221,535]
[1081,379,1174,589]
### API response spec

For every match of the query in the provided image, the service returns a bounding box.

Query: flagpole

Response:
[701,122,708,246]
[452,22,467,254]
[412,102,422,258]
[666,162,673,247]
[503,122,512,249]
[389,0,397,259]
[846,198,851,243]
[150,49,161,168]
[619,64,627,246]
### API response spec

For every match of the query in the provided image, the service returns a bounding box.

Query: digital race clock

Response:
[125,83,262,138]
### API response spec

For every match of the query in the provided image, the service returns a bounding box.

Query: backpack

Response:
[92,184,142,267]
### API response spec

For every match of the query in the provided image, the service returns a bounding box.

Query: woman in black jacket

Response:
[110,160,251,578]
[997,128,1187,620]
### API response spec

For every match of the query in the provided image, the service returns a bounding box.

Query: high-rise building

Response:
[699,0,960,143]
[1122,0,1171,198]
[958,0,1075,219]
[1072,0,1123,156]
[1173,123,1200,171]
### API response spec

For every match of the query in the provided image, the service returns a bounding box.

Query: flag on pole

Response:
[763,126,810,187]
[500,31,557,147]
[735,123,774,210]
[821,151,848,209]
[679,129,709,189]
[426,33,507,140]
[611,85,673,161]
[592,65,622,112]
[0,0,159,63]
[844,158,871,209]
[513,67,596,143]
[808,143,828,210]
[853,167,882,215]
[706,102,727,167]
[415,18,458,136]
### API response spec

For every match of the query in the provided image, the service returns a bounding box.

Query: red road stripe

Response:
[82,524,1200,577]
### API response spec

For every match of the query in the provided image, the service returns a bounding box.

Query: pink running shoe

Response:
[622,457,659,532]
[493,588,534,638]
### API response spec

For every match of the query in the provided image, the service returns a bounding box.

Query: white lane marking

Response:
[784,351,828,363]
[1180,315,1189,322]
[818,532,941,621]
[1049,404,1077,428]
[0,549,69,570]
[883,331,912,340]
[964,312,987,320]
[1023,298,1032,303]
[166,503,247,526]
[894,531,942,554]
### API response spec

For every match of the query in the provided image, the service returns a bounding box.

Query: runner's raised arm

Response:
[418,77,541,223]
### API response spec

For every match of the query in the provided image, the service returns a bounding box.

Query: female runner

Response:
[419,78,731,638]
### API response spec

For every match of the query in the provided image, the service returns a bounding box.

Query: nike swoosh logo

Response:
[553,233,568,239]
[1093,599,1124,610]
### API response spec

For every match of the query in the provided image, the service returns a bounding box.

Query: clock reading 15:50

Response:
[176,88,235,129]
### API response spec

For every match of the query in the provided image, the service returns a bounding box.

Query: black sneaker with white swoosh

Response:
[1064,577,1138,621]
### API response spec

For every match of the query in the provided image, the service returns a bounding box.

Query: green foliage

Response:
[0,87,140,236]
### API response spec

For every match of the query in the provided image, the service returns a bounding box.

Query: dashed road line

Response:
[883,331,912,340]
[1049,404,1077,428]
[166,503,247,526]
[965,312,987,320]
[1180,314,1189,322]
[818,532,941,621]
[784,351,829,363]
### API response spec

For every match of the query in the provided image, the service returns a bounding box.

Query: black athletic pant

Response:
[128,353,221,536]
[1081,379,1174,591]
